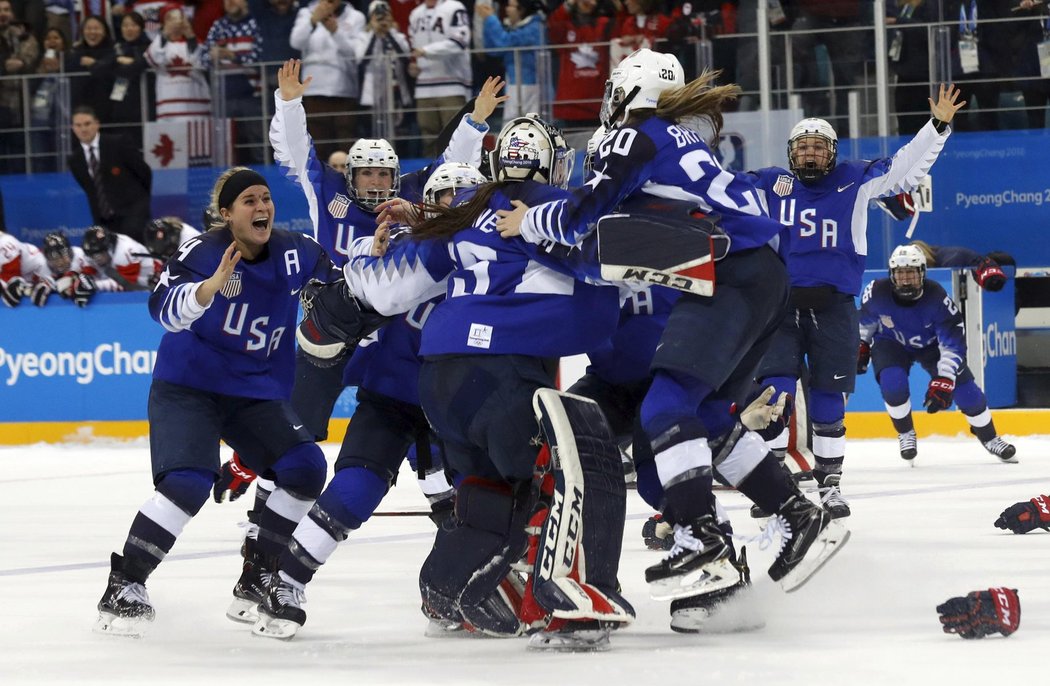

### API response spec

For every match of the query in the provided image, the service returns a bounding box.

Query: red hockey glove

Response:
[974,257,1006,292]
[875,192,916,221]
[213,452,257,503]
[936,588,1020,639]
[857,341,871,375]
[994,494,1050,534]
[923,376,955,413]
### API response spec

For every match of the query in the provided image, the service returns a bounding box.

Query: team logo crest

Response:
[773,174,794,197]
[328,193,351,219]
[880,314,895,329]
[220,271,243,299]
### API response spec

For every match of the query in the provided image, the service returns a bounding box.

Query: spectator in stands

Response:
[12,0,44,43]
[111,1,167,41]
[68,105,153,240]
[202,0,264,164]
[327,148,347,172]
[146,3,211,121]
[290,0,365,160]
[886,0,935,134]
[733,0,790,111]
[106,10,151,145]
[66,14,116,123]
[1010,0,1049,129]
[29,26,67,171]
[250,0,300,64]
[547,0,614,132]
[478,0,544,120]
[612,0,669,58]
[0,0,39,173]
[355,0,413,137]
[44,0,74,41]
[408,0,472,157]
[945,0,1013,131]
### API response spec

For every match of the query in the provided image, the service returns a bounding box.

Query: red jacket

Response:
[548,4,614,122]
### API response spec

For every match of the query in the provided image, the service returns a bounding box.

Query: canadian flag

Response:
[143,119,225,170]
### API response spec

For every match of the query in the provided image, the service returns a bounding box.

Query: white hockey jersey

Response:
[145,35,212,120]
[290,2,367,99]
[0,232,53,286]
[86,234,160,290]
[408,0,472,100]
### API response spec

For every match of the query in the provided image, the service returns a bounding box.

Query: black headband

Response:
[217,170,269,210]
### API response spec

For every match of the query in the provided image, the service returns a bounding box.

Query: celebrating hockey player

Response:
[749,85,965,518]
[494,49,849,608]
[857,244,1017,463]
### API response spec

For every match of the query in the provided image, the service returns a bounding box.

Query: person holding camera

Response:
[355,0,412,135]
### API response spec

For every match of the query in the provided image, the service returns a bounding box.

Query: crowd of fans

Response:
[0,0,1048,172]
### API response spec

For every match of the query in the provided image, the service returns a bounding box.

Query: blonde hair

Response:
[210,166,251,212]
[631,70,741,145]
[909,240,936,266]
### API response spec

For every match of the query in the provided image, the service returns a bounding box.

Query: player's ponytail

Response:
[649,70,741,145]
[410,182,508,241]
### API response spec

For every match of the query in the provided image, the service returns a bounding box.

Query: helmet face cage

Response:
[145,218,184,258]
[492,114,575,188]
[788,118,838,183]
[423,163,488,217]
[600,49,685,128]
[888,245,927,301]
[346,139,401,211]
[42,232,73,272]
[82,226,115,264]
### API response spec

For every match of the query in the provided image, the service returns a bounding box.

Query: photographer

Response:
[355,0,412,135]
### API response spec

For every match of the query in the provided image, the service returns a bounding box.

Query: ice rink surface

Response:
[1,435,1046,685]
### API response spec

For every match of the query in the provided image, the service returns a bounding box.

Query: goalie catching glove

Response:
[936,588,1020,639]
[295,278,391,367]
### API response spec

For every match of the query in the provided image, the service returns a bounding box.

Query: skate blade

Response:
[670,607,766,634]
[93,611,151,638]
[252,615,301,640]
[649,558,741,601]
[226,597,260,624]
[998,456,1018,464]
[526,628,611,652]
[779,521,851,593]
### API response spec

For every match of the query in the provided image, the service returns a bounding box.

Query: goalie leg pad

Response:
[419,478,532,637]
[531,389,636,624]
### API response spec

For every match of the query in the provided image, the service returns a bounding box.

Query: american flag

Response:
[773,174,794,197]
[220,271,243,299]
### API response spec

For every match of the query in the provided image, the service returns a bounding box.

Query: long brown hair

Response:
[409,182,510,241]
[628,69,742,145]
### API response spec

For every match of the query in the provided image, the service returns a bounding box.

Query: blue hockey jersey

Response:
[858,277,966,379]
[344,181,621,359]
[519,116,782,253]
[586,285,678,385]
[150,228,339,400]
[751,119,949,296]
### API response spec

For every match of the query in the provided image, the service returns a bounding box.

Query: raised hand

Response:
[372,222,391,257]
[278,59,313,102]
[471,76,510,126]
[929,83,966,123]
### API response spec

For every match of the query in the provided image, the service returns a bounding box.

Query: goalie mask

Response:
[82,225,117,266]
[600,48,684,128]
[145,217,186,259]
[788,118,838,184]
[490,113,574,188]
[422,162,488,217]
[889,244,927,301]
[347,138,401,211]
[42,232,74,273]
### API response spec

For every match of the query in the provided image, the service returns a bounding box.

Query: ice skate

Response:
[421,603,468,638]
[252,574,306,640]
[767,494,850,593]
[527,619,611,652]
[93,553,155,638]
[983,436,1017,463]
[227,538,272,624]
[898,430,917,462]
[645,515,740,601]
[669,548,764,634]
[641,513,673,551]
[818,474,851,519]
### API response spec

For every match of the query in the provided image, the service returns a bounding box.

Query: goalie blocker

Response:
[596,197,729,297]
[295,278,391,367]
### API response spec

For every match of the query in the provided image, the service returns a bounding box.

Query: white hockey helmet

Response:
[583,124,608,178]
[490,113,575,188]
[600,49,685,128]
[347,138,401,210]
[788,117,838,183]
[422,162,488,217]
[888,244,927,301]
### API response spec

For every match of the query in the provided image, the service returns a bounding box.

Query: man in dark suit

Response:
[69,106,153,241]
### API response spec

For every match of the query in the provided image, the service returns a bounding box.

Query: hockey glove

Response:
[923,376,955,413]
[936,588,1020,639]
[213,453,257,503]
[994,494,1050,534]
[30,281,53,307]
[1,277,27,307]
[72,273,97,307]
[874,192,916,221]
[296,278,391,367]
[857,341,871,375]
[740,385,788,431]
[974,257,1006,292]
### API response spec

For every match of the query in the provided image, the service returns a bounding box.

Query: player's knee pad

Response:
[530,389,635,624]
[809,389,845,425]
[311,467,389,538]
[878,366,910,406]
[271,442,327,499]
[710,423,771,487]
[156,468,213,516]
[954,380,987,414]
[419,477,532,637]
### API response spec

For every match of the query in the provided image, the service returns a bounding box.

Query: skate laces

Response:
[984,437,1010,455]
[116,581,150,606]
[898,431,917,451]
[276,581,306,608]
[820,484,848,510]
[238,520,260,541]
[744,515,792,554]
[666,524,704,557]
